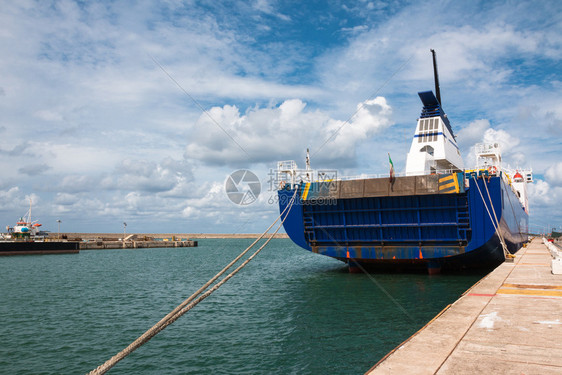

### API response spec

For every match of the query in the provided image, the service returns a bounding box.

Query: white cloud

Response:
[458,125,522,170]
[482,128,520,155]
[545,162,562,187]
[35,109,64,122]
[456,119,491,152]
[37,143,118,175]
[0,1,561,233]
[528,179,553,206]
[527,179,562,227]
[180,181,247,226]
[253,0,291,21]
[0,187,40,215]
[184,97,393,167]
[58,175,98,194]
[54,192,79,206]
[108,158,190,193]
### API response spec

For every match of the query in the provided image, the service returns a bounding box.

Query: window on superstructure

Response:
[420,145,434,156]
[418,117,442,143]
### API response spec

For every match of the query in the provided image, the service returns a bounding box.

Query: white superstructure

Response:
[5,199,43,238]
[405,91,464,176]
[471,142,533,213]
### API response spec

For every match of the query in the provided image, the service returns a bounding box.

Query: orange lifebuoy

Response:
[279,180,286,190]
[487,166,498,175]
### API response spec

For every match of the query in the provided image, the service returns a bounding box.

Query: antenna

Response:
[28,198,32,225]
[430,49,441,106]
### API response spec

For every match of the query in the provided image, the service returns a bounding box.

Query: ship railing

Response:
[503,165,534,183]
[475,142,501,155]
[339,169,458,181]
[277,160,298,171]
[433,168,457,175]
[276,167,317,189]
[339,173,401,181]
[277,164,464,188]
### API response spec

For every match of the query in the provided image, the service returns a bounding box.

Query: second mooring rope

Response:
[88,189,298,375]
[471,175,511,259]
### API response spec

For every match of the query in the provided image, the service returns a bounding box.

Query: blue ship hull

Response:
[278,173,528,273]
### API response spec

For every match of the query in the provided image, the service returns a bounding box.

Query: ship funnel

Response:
[430,49,441,106]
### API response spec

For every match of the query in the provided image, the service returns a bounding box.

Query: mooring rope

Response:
[88,189,298,375]
[471,175,510,259]
[500,177,523,236]
[481,175,512,258]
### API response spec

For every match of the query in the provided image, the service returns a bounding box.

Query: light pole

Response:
[57,219,61,239]
[122,222,127,248]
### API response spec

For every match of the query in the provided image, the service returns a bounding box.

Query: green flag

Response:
[388,153,395,183]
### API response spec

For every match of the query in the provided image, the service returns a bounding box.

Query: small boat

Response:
[1,200,79,255]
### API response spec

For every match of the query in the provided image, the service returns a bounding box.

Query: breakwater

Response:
[45,232,289,250]
[78,239,197,250]
[47,233,198,250]
[55,233,288,240]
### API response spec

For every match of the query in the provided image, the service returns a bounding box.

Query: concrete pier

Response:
[45,232,289,250]
[78,239,197,250]
[47,233,198,250]
[52,233,288,240]
[367,238,562,374]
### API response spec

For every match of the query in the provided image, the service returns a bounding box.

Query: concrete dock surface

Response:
[367,238,562,374]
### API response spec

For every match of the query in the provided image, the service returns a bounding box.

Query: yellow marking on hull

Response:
[439,173,460,193]
[452,172,459,192]
[440,189,457,194]
[302,183,311,200]
[439,181,456,190]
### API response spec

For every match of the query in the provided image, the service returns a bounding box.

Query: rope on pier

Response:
[88,189,298,375]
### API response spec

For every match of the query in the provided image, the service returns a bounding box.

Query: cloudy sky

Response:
[1,0,561,234]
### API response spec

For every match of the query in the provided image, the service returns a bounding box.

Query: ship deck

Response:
[366,237,562,374]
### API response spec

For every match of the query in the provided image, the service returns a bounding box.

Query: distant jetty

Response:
[174,233,289,239]
[44,233,288,251]
[48,233,198,250]
[53,233,288,240]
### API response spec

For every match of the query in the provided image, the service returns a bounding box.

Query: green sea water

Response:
[0,239,483,374]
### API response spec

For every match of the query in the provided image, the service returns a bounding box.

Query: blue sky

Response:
[1,0,561,234]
